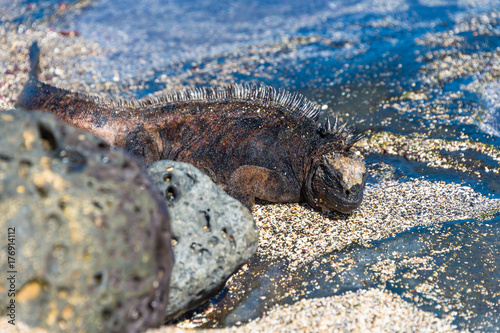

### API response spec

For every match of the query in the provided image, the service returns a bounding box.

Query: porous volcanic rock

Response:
[147,160,258,322]
[0,109,173,333]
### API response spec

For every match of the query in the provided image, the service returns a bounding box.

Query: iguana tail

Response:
[28,42,41,79]
[16,42,43,110]
[15,42,123,146]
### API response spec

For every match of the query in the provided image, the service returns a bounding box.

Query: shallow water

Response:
[8,0,500,330]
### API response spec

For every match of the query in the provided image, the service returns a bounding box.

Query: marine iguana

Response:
[16,43,367,213]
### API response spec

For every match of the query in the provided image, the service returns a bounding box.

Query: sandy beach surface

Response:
[1,4,500,332]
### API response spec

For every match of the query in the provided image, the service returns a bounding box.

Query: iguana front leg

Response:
[226,165,301,210]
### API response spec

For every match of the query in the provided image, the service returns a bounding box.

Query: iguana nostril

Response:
[345,189,351,197]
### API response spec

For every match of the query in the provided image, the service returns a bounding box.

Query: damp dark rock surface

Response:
[0,109,173,333]
[147,160,258,322]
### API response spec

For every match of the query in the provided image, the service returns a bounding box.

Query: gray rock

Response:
[0,109,173,333]
[147,160,258,321]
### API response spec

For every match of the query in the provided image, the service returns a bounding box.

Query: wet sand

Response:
[1,19,499,333]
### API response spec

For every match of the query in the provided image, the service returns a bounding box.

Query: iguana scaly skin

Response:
[16,43,367,213]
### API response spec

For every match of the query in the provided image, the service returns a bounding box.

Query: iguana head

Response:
[305,151,367,214]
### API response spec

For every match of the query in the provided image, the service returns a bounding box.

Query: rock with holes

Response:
[0,109,173,332]
[147,160,258,321]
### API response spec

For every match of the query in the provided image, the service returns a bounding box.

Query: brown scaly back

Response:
[132,84,362,154]
[126,84,322,119]
[21,44,321,121]
[21,43,360,132]
[18,42,360,155]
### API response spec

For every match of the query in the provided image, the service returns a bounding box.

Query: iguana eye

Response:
[321,164,342,189]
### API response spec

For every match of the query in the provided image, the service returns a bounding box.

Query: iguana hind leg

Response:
[227,165,301,210]
[117,123,161,164]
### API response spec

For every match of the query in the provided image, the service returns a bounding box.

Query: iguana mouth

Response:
[320,182,365,214]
